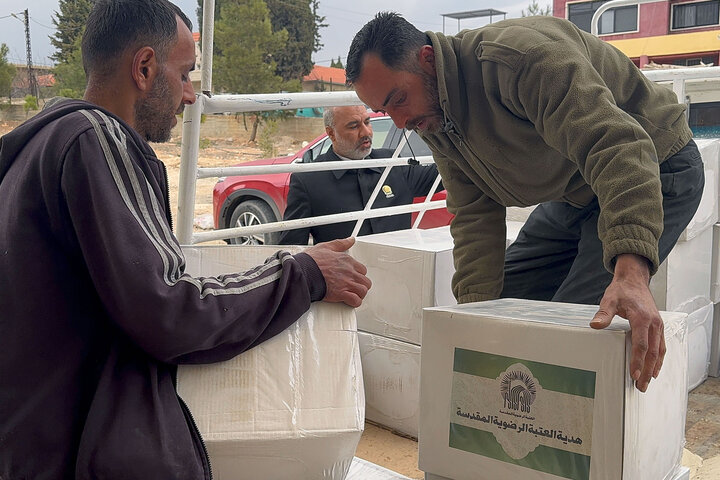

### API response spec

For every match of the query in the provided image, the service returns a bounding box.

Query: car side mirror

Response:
[301,150,314,163]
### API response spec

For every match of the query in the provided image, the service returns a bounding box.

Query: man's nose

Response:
[184,83,197,105]
[359,122,372,137]
[391,114,407,130]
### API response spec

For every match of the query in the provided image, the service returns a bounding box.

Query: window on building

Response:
[672,0,720,29]
[568,0,638,33]
[671,55,716,66]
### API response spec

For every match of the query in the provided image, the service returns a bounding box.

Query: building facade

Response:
[554,0,720,66]
[554,0,720,135]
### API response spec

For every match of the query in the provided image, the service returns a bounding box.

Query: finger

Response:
[325,237,355,252]
[590,300,615,330]
[636,319,662,392]
[629,320,650,386]
[348,257,368,276]
[653,321,666,379]
[339,291,362,308]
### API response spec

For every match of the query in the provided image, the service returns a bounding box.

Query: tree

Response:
[265,0,316,82]
[53,37,87,98]
[214,0,291,141]
[330,56,343,69]
[522,0,552,16]
[0,44,16,102]
[197,0,326,82]
[310,0,326,53]
[50,0,94,65]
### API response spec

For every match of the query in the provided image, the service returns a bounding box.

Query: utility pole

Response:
[22,9,39,100]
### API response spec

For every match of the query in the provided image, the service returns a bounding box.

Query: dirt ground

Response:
[3,117,720,479]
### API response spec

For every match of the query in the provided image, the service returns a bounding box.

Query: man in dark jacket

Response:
[279,105,441,245]
[345,12,704,393]
[0,1,370,478]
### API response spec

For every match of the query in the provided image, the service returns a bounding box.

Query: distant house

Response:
[10,64,54,99]
[302,65,348,92]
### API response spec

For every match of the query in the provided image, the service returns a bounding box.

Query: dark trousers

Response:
[500,139,705,305]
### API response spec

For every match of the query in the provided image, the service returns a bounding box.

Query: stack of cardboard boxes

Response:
[351,227,456,439]
[650,138,720,389]
[177,246,365,480]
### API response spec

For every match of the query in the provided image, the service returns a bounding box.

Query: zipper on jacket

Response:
[178,394,213,480]
[161,161,173,231]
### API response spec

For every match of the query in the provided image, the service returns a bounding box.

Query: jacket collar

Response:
[323,147,383,179]
[424,31,467,136]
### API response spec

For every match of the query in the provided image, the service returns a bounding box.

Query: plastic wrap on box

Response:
[177,246,364,480]
[347,457,413,479]
[712,224,720,303]
[711,303,720,378]
[418,299,688,480]
[650,226,713,312]
[679,139,719,241]
[678,298,714,390]
[351,227,456,345]
[358,331,421,438]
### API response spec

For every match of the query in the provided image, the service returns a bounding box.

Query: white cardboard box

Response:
[177,246,364,480]
[426,465,691,480]
[710,303,720,378]
[506,221,525,248]
[650,225,713,312]
[685,299,714,390]
[351,227,456,345]
[712,224,720,304]
[419,299,688,480]
[347,457,413,480]
[679,138,719,241]
[358,331,421,438]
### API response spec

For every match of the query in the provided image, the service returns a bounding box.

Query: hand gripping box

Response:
[177,245,364,480]
[418,299,688,480]
[351,227,456,345]
[358,331,422,438]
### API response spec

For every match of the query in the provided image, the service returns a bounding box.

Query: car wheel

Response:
[228,200,280,245]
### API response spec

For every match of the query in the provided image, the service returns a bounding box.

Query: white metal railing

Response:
[176,89,443,245]
[175,0,720,245]
[175,0,447,245]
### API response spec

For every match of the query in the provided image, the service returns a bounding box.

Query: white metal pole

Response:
[176,95,204,244]
[412,173,444,228]
[200,0,215,95]
[192,200,448,244]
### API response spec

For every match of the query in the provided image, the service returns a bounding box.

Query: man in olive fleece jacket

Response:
[346,13,704,392]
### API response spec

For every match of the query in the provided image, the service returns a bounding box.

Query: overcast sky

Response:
[1,0,534,68]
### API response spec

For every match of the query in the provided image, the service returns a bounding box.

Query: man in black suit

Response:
[279,105,440,245]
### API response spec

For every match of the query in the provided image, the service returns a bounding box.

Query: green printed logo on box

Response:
[449,348,596,480]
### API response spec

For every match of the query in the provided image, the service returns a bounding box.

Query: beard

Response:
[333,134,373,160]
[134,69,180,143]
[406,71,444,134]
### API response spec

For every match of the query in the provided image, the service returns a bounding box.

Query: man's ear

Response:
[131,47,158,92]
[419,45,436,76]
[326,126,336,143]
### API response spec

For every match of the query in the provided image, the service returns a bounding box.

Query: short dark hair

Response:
[82,0,192,78]
[345,11,428,85]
